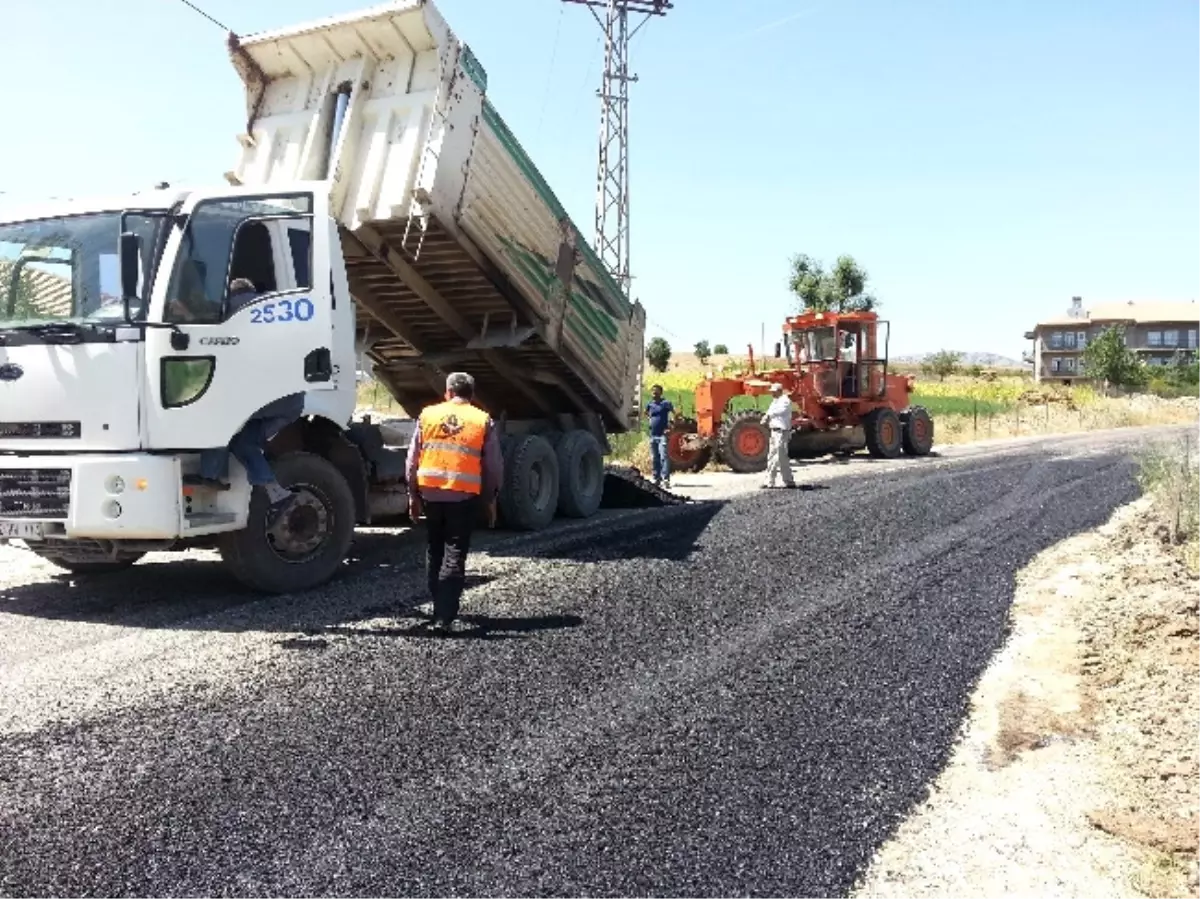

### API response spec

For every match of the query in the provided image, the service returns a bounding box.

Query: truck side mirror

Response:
[774,342,781,358]
[119,231,141,320]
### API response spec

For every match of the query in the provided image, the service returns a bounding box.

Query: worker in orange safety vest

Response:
[405,371,504,633]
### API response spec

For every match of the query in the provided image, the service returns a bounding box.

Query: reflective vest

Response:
[415,400,490,495]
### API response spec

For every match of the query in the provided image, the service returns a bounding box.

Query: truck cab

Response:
[0,184,364,591]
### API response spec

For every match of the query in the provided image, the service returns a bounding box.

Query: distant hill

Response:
[891,351,1026,369]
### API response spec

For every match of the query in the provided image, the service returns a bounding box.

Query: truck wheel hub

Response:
[267,488,329,561]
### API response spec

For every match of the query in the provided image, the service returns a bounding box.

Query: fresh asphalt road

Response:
[0,426,1186,897]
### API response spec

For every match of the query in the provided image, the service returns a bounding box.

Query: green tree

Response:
[645,336,671,373]
[1165,351,1199,388]
[713,343,729,355]
[694,340,712,364]
[787,253,878,313]
[965,363,984,378]
[1082,326,1145,391]
[922,349,963,381]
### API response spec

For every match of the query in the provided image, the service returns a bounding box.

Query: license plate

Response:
[0,521,44,540]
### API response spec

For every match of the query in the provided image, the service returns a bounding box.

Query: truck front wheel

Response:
[218,451,356,594]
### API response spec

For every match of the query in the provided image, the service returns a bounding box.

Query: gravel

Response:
[0,428,1182,897]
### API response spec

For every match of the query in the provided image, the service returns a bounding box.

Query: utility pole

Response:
[562,0,672,298]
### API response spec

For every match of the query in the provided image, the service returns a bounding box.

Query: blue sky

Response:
[1,0,1196,359]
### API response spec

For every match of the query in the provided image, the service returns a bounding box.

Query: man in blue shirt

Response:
[645,384,677,488]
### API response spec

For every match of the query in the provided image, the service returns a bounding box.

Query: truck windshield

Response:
[0,212,166,327]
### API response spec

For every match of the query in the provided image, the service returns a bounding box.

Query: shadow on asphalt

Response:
[0,528,429,629]
[316,609,586,643]
[0,502,725,630]
[486,500,726,564]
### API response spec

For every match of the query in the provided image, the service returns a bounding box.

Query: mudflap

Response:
[601,463,690,509]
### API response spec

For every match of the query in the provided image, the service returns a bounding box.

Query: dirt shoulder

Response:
[853,494,1199,898]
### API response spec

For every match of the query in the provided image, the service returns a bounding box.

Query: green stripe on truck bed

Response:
[481,101,630,320]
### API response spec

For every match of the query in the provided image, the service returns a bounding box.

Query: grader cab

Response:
[667,310,934,474]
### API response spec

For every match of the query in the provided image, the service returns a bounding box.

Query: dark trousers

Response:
[424,497,479,623]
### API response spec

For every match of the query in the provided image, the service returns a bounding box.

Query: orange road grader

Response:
[666,310,934,473]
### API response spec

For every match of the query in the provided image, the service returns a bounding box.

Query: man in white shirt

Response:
[841,330,858,363]
[760,382,797,489]
[841,330,858,397]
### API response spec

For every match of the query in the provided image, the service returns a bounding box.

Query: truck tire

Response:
[499,434,559,531]
[864,407,903,458]
[556,429,604,519]
[218,451,356,594]
[31,550,144,575]
[901,405,934,456]
[717,409,771,473]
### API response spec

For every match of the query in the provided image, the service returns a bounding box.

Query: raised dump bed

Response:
[224,0,645,436]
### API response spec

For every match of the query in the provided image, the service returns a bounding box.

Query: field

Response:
[641,364,1078,421]
[355,361,1199,471]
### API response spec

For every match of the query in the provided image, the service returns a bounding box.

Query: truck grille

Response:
[0,421,81,439]
[0,469,71,519]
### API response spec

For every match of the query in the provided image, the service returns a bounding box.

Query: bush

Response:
[713,343,729,355]
[1138,437,1200,570]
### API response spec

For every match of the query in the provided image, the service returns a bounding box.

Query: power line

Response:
[646,316,683,342]
[534,4,566,139]
[173,0,231,33]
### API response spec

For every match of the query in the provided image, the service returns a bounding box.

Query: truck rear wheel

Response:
[556,429,604,519]
[30,550,144,575]
[499,434,559,531]
[218,451,356,594]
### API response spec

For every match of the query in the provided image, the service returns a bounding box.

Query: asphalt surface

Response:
[0,426,1185,897]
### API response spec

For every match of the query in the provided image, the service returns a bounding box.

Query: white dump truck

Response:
[0,0,649,593]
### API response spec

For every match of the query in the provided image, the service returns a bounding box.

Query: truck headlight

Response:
[106,475,126,495]
[103,500,122,519]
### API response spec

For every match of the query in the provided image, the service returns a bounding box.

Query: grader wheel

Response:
[666,417,712,473]
[717,409,771,473]
[901,406,934,456]
[864,407,903,459]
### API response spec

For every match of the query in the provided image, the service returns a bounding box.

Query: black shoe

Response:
[784,483,798,489]
[183,475,230,491]
[429,618,452,635]
[265,491,298,528]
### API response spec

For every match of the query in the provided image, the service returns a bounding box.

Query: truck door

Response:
[143,185,335,450]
